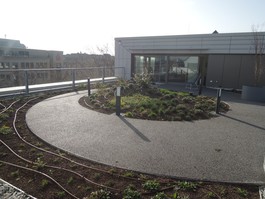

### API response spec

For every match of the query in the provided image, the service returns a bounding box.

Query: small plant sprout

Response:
[177,181,197,191]
[33,157,46,170]
[67,176,74,185]
[89,189,111,199]
[93,173,101,181]
[56,191,66,198]
[40,179,49,188]
[0,125,12,135]
[151,192,167,199]
[143,180,160,191]
[11,170,19,178]
[122,171,135,178]
[236,187,248,198]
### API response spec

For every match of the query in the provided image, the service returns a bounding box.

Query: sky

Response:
[1,0,265,54]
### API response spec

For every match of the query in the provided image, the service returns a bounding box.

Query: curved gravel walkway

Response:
[26,90,265,184]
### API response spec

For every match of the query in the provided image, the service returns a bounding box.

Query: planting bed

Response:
[0,89,260,199]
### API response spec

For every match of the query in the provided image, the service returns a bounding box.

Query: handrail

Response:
[0,66,125,97]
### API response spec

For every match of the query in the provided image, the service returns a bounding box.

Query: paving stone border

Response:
[0,179,36,199]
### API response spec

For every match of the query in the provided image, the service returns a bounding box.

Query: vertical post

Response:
[72,69,76,90]
[198,76,202,95]
[116,86,121,116]
[24,70,29,95]
[215,88,222,114]
[87,77,91,96]
[102,66,105,83]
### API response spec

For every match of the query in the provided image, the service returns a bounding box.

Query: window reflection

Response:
[133,55,199,83]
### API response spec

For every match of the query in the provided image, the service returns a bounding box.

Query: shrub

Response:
[132,73,152,90]
[182,96,194,103]
[176,104,188,111]
[148,112,157,119]
[125,112,134,118]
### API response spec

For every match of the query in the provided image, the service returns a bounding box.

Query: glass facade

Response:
[133,55,199,83]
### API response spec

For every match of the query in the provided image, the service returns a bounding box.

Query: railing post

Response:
[72,69,76,90]
[87,77,91,96]
[24,70,29,95]
[102,66,105,83]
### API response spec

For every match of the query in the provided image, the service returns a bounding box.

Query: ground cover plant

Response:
[81,74,229,121]
[0,88,259,198]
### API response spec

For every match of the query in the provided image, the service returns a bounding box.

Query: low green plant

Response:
[34,157,46,170]
[40,179,49,188]
[0,152,7,157]
[67,176,74,185]
[105,180,114,187]
[236,187,248,198]
[139,174,148,180]
[143,180,160,191]
[89,189,111,199]
[93,173,101,181]
[206,191,215,198]
[171,192,190,199]
[0,125,12,135]
[123,185,141,199]
[85,186,92,191]
[56,191,66,198]
[36,152,44,157]
[151,192,167,199]
[122,171,135,178]
[108,168,117,174]
[11,170,19,178]
[0,113,9,121]
[177,181,197,191]
[35,142,43,147]
[52,157,60,163]
[125,112,134,117]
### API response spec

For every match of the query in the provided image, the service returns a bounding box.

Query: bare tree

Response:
[88,44,114,68]
[252,25,265,86]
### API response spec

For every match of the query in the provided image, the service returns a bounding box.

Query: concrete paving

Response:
[26,89,265,185]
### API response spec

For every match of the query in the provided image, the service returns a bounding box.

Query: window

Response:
[133,54,199,83]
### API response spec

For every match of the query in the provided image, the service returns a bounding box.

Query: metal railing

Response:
[0,66,125,97]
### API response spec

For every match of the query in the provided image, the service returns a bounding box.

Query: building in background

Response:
[115,32,265,89]
[0,38,63,88]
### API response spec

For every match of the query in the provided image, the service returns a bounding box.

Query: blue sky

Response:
[1,0,265,54]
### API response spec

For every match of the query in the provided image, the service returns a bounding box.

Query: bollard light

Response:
[215,88,222,114]
[116,86,121,116]
[87,77,91,96]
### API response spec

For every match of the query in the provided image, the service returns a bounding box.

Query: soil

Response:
[0,90,260,199]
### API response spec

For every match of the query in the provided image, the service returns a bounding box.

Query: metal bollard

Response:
[215,88,222,114]
[87,77,91,96]
[116,86,121,116]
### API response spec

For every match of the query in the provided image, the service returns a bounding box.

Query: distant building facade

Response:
[0,38,63,88]
[115,32,265,89]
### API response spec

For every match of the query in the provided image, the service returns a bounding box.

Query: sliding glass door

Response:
[133,55,199,83]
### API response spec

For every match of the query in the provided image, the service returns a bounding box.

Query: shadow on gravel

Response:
[220,113,265,131]
[119,116,151,142]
